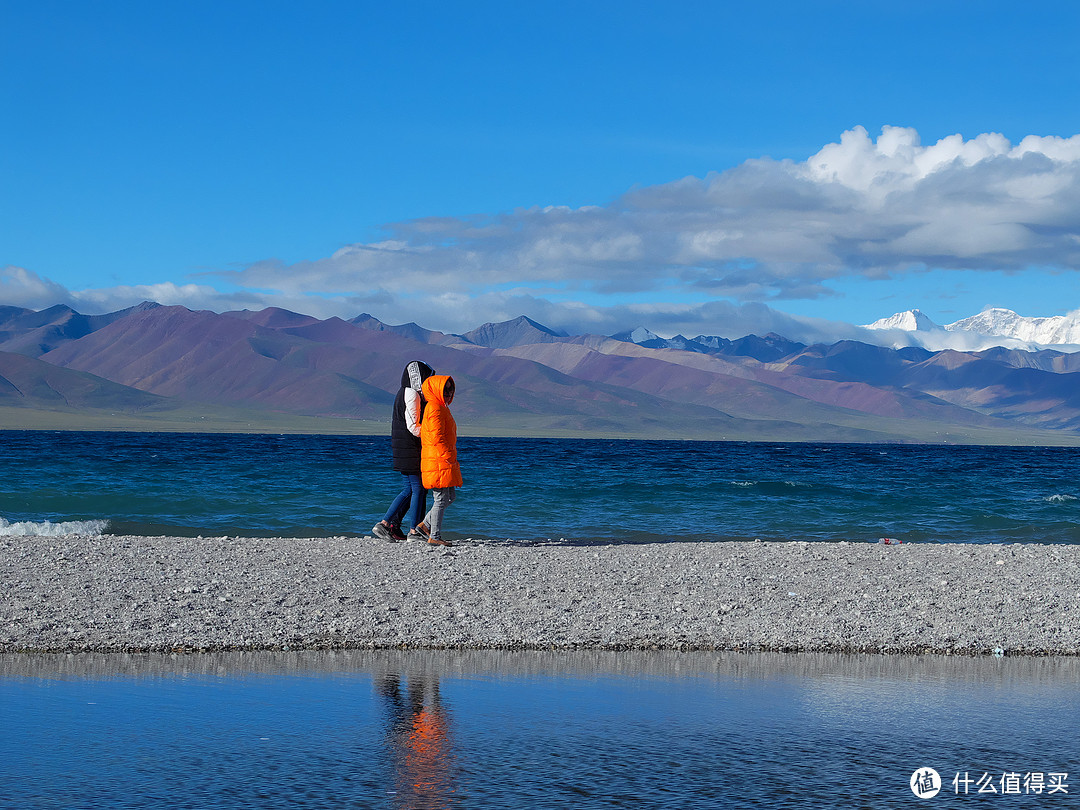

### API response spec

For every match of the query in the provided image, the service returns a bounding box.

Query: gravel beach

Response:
[3,534,1080,656]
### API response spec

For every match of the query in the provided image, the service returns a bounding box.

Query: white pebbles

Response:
[3,535,1079,656]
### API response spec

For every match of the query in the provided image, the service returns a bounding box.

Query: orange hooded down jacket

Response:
[420,375,463,489]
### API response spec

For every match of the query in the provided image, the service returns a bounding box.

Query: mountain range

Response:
[1,302,1079,445]
[864,307,1080,349]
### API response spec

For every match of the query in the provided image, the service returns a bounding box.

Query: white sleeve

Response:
[404,387,422,437]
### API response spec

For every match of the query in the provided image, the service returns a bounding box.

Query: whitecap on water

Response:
[1045,494,1078,504]
[0,517,108,537]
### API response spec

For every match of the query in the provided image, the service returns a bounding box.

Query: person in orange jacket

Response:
[410,374,462,547]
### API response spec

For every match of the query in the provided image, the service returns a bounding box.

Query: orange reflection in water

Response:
[379,673,457,809]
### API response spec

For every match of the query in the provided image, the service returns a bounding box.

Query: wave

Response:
[0,517,109,537]
[1045,494,1079,504]
[729,480,815,490]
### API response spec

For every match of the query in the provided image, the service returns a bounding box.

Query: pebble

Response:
[2,534,1079,656]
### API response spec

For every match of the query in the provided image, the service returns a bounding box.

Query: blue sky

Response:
[2,0,1079,341]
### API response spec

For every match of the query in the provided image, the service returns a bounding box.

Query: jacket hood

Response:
[422,374,455,407]
[401,360,435,391]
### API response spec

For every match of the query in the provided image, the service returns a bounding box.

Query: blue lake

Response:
[2,431,1080,544]
[1,651,1077,809]
[4,433,1078,806]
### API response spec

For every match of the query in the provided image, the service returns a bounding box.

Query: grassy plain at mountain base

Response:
[0,405,388,436]
[4,404,1080,446]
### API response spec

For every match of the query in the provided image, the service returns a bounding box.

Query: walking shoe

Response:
[388,524,407,542]
[427,536,452,547]
[371,521,395,541]
[407,523,431,542]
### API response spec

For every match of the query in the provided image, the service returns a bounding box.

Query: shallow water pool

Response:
[1,650,1077,808]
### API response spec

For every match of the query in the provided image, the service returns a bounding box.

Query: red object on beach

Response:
[876,537,902,545]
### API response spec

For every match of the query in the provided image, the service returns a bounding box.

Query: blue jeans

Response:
[382,473,426,529]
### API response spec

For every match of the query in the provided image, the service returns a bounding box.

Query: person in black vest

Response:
[372,360,435,541]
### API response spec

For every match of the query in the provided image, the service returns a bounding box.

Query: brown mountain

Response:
[33,305,817,439]
[0,302,160,357]
[0,350,166,412]
[1,303,1074,443]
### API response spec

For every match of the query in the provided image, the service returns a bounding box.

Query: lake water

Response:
[1,650,1077,809]
[3,433,1079,807]
[1,431,1079,544]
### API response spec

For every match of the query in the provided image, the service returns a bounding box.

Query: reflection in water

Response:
[379,672,457,809]
[2,651,1079,809]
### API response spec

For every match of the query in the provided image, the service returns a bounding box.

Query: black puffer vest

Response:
[391,361,434,474]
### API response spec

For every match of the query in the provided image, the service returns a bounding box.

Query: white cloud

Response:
[74,282,239,310]
[5,126,1080,342]
[221,125,1080,321]
[0,266,75,309]
[1,268,309,317]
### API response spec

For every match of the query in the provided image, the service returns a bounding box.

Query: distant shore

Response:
[3,534,1079,656]
[6,406,1080,446]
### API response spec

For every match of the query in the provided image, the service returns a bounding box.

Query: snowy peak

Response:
[861,307,1080,350]
[612,326,661,345]
[864,309,940,332]
[945,308,1080,345]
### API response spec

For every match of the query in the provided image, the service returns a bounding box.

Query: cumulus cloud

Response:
[5,126,1080,341]
[1,267,282,317]
[213,125,1080,325]
[0,266,76,309]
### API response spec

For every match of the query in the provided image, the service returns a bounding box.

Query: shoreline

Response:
[5,419,1080,447]
[3,535,1080,657]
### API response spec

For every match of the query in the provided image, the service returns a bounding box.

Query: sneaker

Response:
[388,524,407,542]
[407,523,431,542]
[427,536,452,547]
[371,521,395,541]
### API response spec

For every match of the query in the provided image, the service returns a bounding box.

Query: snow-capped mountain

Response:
[945,308,1080,346]
[611,326,662,345]
[862,308,1080,351]
[864,309,940,332]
